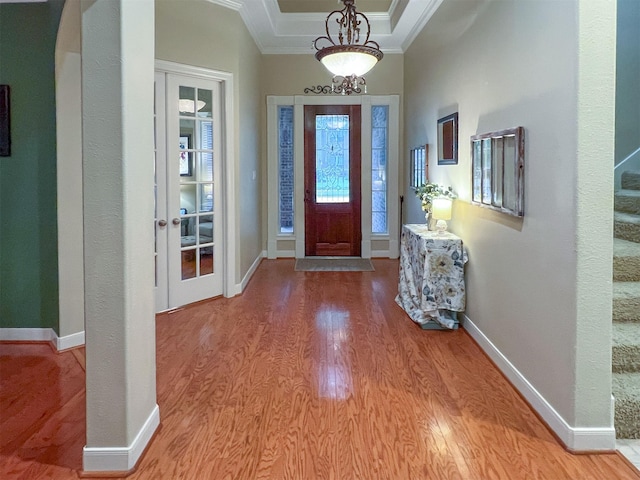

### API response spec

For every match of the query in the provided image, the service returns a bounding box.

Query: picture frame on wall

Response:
[410,144,428,188]
[179,134,192,176]
[0,85,10,157]
[470,126,525,217]
[437,112,458,165]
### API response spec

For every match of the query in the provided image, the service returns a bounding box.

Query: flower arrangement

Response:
[414,182,457,213]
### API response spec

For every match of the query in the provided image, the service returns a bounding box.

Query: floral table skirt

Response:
[395,224,468,329]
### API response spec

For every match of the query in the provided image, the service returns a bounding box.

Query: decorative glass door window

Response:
[315,114,350,203]
[278,106,294,234]
[371,105,388,234]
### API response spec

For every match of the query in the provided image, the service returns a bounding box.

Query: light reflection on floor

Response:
[315,305,353,400]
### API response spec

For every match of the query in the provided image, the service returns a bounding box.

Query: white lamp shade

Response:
[432,197,452,220]
[320,51,378,77]
[179,99,206,113]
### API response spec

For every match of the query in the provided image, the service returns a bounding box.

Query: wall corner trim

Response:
[461,315,616,451]
[83,404,160,473]
[57,331,86,351]
[236,251,265,295]
[0,328,86,352]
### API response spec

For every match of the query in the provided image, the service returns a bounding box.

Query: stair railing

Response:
[615,145,640,191]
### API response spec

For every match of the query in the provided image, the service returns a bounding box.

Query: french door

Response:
[304,105,362,256]
[155,71,224,311]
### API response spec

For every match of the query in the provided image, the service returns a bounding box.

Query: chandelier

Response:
[313,0,383,95]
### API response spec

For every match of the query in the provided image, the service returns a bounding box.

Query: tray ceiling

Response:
[212,0,444,54]
[277,0,392,14]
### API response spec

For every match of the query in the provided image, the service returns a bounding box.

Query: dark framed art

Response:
[437,112,458,165]
[0,85,10,157]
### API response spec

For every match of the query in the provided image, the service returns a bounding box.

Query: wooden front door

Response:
[304,105,361,256]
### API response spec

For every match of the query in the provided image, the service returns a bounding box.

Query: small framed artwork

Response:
[179,134,192,176]
[437,112,458,165]
[471,126,525,217]
[410,144,428,188]
[0,85,10,157]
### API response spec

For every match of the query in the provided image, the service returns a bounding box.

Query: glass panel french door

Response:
[155,72,223,311]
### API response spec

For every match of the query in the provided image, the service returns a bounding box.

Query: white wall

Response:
[404,0,615,448]
[55,0,83,341]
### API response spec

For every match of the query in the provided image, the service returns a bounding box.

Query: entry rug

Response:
[295,257,375,272]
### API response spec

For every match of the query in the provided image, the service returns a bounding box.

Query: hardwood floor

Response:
[2,258,639,479]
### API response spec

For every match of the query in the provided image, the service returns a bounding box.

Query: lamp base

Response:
[435,219,448,235]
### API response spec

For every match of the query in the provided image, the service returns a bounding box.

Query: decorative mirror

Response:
[410,144,428,188]
[437,112,458,165]
[471,126,525,217]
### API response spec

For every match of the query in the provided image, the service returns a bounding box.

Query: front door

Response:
[304,105,362,256]
[155,71,224,311]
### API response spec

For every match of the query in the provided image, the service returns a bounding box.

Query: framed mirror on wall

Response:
[437,112,458,165]
[410,144,428,188]
[471,126,525,217]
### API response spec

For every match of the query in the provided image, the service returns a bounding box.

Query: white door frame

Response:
[266,95,400,259]
[155,60,236,300]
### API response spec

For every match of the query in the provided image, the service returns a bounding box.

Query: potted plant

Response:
[414,183,457,228]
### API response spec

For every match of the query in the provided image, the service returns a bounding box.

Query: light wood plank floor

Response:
[1,259,639,479]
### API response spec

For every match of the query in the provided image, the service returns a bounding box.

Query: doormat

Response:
[295,257,375,272]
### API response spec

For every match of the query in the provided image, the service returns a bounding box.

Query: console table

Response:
[395,224,468,330]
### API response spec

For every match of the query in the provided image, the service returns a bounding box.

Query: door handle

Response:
[158,219,167,227]
[172,218,181,226]
[304,189,310,202]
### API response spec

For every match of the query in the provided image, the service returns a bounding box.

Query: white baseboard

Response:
[462,314,616,451]
[83,403,160,472]
[56,331,85,351]
[0,328,55,343]
[0,328,86,351]
[236,250,265,294]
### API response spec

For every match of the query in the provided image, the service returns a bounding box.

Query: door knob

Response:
[172,218,181,226]
[158,219,167,227]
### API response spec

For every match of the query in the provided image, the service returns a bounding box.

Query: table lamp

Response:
[432,197,452,234]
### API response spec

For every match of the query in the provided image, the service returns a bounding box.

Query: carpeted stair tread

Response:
[615,211,640,243]
[615,189,640,215]
[613,372,640,438]
[622,170,640,191]
[613,323,640,373]
[613,238,640,281]
[613,282,640,323]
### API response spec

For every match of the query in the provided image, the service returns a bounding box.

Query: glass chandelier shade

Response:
[313,0,383,95]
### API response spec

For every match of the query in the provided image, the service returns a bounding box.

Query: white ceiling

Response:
[211,0,444,54]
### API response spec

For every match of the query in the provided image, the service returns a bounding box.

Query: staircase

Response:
[613,170,640,439]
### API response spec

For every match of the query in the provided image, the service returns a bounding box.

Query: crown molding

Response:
[209,0,442,54]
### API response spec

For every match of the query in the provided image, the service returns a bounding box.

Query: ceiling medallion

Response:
[313,0,383,95]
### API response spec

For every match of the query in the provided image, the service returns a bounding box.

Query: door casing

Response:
[155,60,237,310]
[266,95,401,260]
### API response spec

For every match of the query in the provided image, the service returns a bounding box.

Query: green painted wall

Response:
[0,0,64,331]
